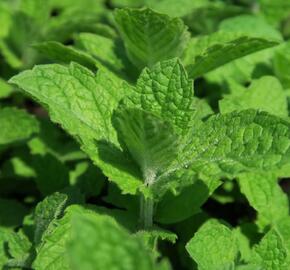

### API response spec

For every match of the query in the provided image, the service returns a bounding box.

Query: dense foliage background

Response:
[1,0,290,269]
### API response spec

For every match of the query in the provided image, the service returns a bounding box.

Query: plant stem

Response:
[140,169,155,229]
[140,195,154,229]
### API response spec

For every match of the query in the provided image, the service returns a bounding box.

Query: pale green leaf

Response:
[259,0,290,25]
[186,219,238,270]
[205,46,275,85]
[219,15,283,41]
[219,76,288,117]
[68,213,162,270]
[233,224,259,263]
[114,8,190,69]
[145,0,209,17]
[238,172,289,229]
[235,265,263,270]
[9,63,142,194]
[19,0,50,25]
[33,41,97,71]
[251,229,288,270]
[185,31,280,78]
[33,205,168,270]
[75,33,125,74]
[277,217,290,249]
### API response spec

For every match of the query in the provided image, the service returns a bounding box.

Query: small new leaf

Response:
[123,58,196,135]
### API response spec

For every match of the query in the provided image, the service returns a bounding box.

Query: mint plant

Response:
[2,1,290,270]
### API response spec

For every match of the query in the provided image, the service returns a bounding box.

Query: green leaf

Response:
[146,0,209,17]
[136,227,177,246]
[155,179,213,224]
[238,172,289,229]
[1,156,36,179]
[114,108,180,185]
[0,198,28,228]
[68,213,164,270]
[69,162,106,198]
[235,265,263,270]
[219,76,288,117]
[205,46,275,85]
[274,41,290,89]
[44,0,105,42]
[251,229,288,270]
[111,0,144,8]
[233,224,260,263]
[27,118,85,162]
[0,3,12,39]
[186,219,238,270]
[34,192,68,246]
[276,217,290,251]
[123,58,196,135]
[33,205,168,270]
[9,63,142,195]
[19,0,50,25]
[152,109,290,196]
[0,107,39,145]
[0,229,32,269]
[219,15,283,41]
[33,41,97,71]
[185,31,280,78]
[183,2,244,35]
[0,228,12,267]
[0,78,13,99]
[75,33,126,75]
[181,110,290,178]
[32,206,75,270]
[114,8,190,70]
[32,154,69,195]
[259,0,290,25]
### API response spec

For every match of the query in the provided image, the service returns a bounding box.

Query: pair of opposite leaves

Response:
[9,58,290,198]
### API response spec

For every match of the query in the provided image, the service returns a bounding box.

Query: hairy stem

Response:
[140,169,155,229]
[140,195,154,229]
